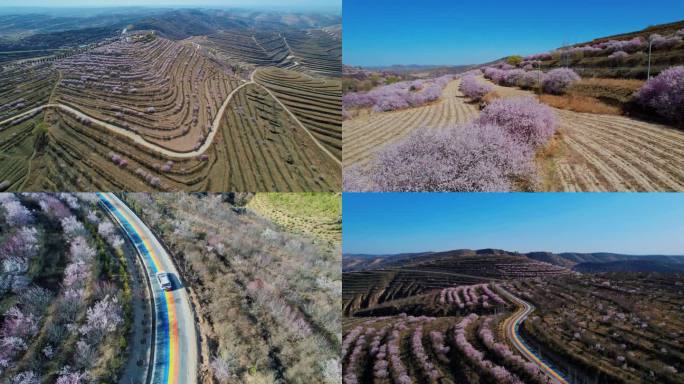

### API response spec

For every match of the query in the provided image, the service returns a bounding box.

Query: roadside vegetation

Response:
[123,193,341,384]
[0,193,131,383]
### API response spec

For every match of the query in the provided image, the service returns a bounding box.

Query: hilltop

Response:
[344,248,684,272]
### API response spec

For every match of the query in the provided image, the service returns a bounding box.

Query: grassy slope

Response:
[247,192,341,245]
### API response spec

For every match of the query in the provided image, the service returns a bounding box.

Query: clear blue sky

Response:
[343,193,684,255]
[344,0,684,66]
[0,0,340,12]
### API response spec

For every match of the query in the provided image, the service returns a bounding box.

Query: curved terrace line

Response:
[0,70,341,166]
[498,285,569,384]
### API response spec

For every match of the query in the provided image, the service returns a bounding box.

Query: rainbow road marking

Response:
[98,193,179,384]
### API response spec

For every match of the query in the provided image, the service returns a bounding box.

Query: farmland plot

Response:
[481,77,684,191]
[254,67,342,160]
[343,78,479,167]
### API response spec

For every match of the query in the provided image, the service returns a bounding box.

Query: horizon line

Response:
[343,248,684,257]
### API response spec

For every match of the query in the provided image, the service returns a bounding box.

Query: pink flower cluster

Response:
[635,65,684,125]
[453,314,523,384]
[429,330,450,363]
[459,75,492,102]
[410,326,443,381]
[343,75,454,112]
[439,283,506,310]
[478,317,544,383]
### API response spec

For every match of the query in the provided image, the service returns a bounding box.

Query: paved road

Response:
[99,193,198,384]
[498,285,569,384]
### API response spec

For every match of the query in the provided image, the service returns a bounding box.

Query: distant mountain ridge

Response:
[344,249,684,273]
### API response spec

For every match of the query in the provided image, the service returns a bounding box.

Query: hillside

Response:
[345,248,684,272]
[513,20,684,79]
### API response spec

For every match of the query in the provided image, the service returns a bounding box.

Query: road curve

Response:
[98,193,198,384]
[498,285,569,384]
[1,71,341,168]
[0,81,251,158]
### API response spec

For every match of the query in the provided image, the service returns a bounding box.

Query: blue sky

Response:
[344,0,684,66]
[343,193,684,255]
[0,1,340,12]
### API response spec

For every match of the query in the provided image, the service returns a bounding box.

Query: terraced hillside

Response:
[342,300,556,384]
[343,78,479,167]
[343,269,487,316]
[247,192,342,245]
[0,32,341,191]
[0,62,57,122]
[216,83,340,191]
[53,34,239,152]
[343,250,570,315]
[511,274,684,383]
[254,67,342,160]
[200,27,341,78]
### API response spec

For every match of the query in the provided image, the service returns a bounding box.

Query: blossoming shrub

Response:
[344,123,533,192]
[541,68,580,95]
[476,97,556,147]
[459,75,492,102]
[635,66,684,125]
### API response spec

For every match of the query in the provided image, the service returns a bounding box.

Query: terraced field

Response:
[201,27,341,78]
[254,67,342,160]
[247,192,342,245]
[0,32,341,191]
[53,34,239,152]
[0,62,56,121]
[343,269,488,315]
[342,78,479,167]
[480,77,684,191]
[344,71,684,191]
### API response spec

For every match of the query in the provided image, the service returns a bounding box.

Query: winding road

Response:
[498,286,569,384]
[0,68,340,167]
[98,193,198,384]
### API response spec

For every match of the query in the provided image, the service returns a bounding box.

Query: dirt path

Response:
[480,77,684,191]
[343,78,479,167]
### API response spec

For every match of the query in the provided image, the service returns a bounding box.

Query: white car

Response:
[156,272,173,291]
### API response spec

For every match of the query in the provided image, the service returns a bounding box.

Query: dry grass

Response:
[539,93,621,115]
[570,77,645,105]
[535,132,566,191]
[579,77,644,90]
[481,90,502,105]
